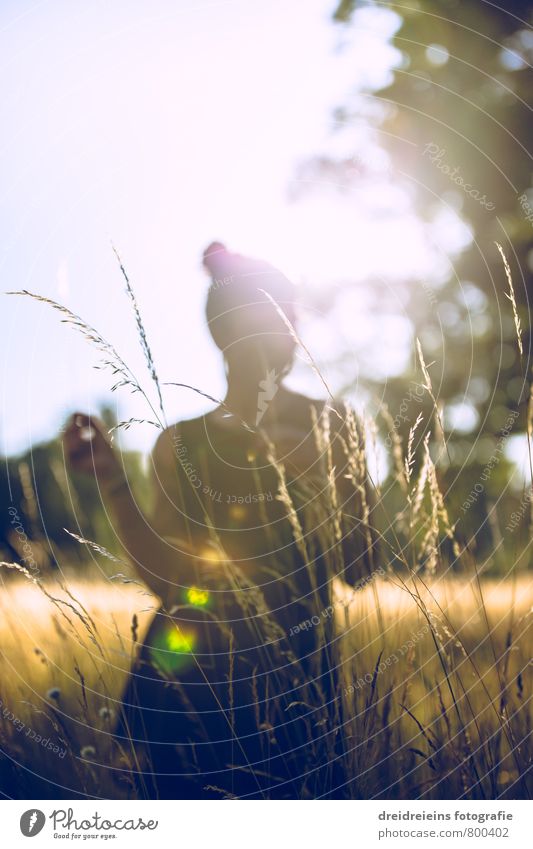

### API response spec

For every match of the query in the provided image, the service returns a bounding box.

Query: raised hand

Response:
[63,413,122,484]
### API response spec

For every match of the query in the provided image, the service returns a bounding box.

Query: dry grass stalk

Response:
[495,242,523,358]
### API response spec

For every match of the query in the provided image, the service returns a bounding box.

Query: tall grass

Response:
[1,247,531,799]
[0,574,530,799]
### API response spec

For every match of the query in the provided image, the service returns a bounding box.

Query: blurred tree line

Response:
[299,0,532,564]
[0,407,148,578]
[2,1,531,576]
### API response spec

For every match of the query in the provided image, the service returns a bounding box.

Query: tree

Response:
[296,0,533,559]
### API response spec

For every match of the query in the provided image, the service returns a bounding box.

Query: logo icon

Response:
[256,369,279,426]
[20,810,46,837]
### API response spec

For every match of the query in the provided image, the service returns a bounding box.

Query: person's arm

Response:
[63,413,196,605]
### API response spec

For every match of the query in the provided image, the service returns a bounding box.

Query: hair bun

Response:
[203,242,297,349]
[202,242,229,278]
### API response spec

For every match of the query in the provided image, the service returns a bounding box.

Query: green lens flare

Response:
[148,624,197,675]
[185,586,210,607]
[166,629,195,652]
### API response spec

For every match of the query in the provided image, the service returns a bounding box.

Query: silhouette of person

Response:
[64,243,376,799]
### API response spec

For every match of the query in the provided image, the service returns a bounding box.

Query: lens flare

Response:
[166,628,195,653]
[200,546,222,563]
[185,586,210,607]
[148,624,197,675]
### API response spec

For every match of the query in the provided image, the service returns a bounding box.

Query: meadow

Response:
[0,571,530,799]
[1,247,531,800]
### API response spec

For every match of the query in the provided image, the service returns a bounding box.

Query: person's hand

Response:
[63,413,122,485]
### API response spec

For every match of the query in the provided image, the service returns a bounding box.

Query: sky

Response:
[0,0,471,457]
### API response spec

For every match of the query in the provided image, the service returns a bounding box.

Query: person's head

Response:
[203,242,297,380]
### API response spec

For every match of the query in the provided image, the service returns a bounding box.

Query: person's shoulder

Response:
[152,413,213,462]
[168,413,213,438]
[279,387,323,416]
[286,391,364,447]
[280,388,349,423]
